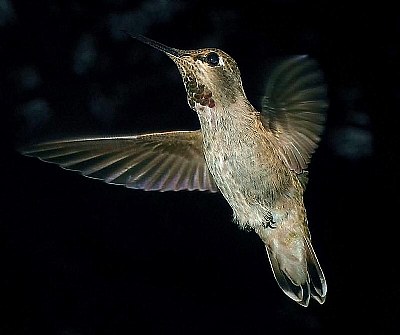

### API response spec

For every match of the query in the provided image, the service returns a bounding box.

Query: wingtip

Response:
[17,143,38,156]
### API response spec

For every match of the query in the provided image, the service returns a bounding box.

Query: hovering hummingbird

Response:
[21,35,328,306]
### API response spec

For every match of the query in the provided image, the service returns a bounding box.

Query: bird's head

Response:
[133,35,246,111]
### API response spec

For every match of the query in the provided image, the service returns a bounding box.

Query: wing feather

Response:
[20,130,218,192]
[261,55,328,173]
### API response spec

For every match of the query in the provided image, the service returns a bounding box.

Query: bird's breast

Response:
[200,114,294,219]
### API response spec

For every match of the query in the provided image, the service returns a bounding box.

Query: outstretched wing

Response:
[261,55,328,173]
[20,130,218,192]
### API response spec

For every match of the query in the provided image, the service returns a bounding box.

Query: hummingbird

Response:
[21,35,328,307]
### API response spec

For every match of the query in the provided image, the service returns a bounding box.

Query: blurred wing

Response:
[21,130,218,192]
[261,55,328,173]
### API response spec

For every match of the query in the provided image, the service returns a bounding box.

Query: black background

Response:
[2,1,400,334]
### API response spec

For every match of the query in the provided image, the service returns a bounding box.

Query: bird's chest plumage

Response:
[204,132,282,199]
[198,106,293,227]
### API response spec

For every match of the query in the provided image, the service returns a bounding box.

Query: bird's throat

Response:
[184,76,215,109]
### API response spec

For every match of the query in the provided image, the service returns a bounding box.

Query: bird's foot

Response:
[263,212,277,229]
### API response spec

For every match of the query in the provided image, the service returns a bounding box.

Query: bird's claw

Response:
[263,213,277,229]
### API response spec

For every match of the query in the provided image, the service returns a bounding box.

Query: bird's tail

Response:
[262,232,327,307]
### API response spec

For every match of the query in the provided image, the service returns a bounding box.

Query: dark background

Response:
[2,1,400,334]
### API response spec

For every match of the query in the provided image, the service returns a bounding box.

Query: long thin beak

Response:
[122,31,183,58]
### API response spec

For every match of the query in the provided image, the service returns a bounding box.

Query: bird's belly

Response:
[205,147,291,229]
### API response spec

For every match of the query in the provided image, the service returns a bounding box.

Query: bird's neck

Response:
[195,97,259,134]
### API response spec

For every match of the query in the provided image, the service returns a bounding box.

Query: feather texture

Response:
[261,55,328,173]
[21,130,218,192]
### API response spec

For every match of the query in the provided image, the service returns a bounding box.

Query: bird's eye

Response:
[206,52,220,66]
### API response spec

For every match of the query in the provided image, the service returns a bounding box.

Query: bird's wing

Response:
[260,55,328,173]
[20,130,219,192]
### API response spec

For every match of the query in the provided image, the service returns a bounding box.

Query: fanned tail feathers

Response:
[265,237,326,307]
